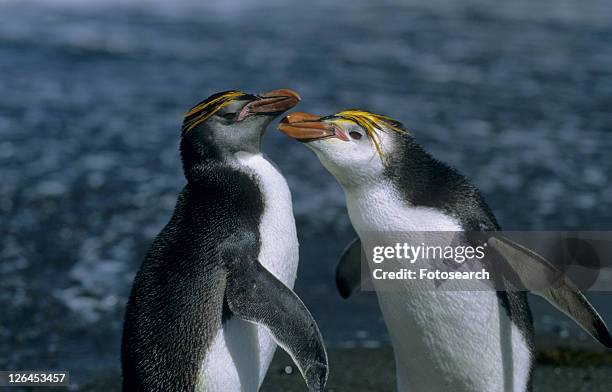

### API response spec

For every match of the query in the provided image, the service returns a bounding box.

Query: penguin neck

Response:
[182,143,263,185]
[340,173,400,205]
[383,140,468,207]
[341,174,411,234]
[339,140,467,233]
[337,174,387,200]
[318,153,385,192]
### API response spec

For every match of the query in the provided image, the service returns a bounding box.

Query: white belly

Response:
[197,152,299,392]
[345,181,531,392]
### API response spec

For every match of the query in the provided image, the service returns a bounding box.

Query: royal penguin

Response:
[121,90,328,392]
[278,110,611,392]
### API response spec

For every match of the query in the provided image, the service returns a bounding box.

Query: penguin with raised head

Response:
[121,90,328,392]
[279,110,612,392]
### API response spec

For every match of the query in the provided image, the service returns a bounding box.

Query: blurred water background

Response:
[1,0,611,388]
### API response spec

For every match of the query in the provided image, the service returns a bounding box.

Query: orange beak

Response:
[237,89,301,121]
[278,112,349,142]
[249,89,301,113]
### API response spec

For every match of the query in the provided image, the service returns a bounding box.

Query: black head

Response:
[180,89,300,179]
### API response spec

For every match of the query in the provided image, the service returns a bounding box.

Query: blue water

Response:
[1,0,612,388]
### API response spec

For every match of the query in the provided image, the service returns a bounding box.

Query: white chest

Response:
[343,181,531,392]
[235,151,299,285]
[345,181,462,233]
[198,152,299,392]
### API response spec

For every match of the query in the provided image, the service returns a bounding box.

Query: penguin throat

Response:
[319,158,382,192]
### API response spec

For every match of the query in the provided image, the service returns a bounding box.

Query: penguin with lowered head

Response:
[279,110,611,392]
[122,90,328,392]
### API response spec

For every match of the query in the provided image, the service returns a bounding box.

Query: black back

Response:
[121,160,264,391]
[384,134,499,232]
[384,131,535,389]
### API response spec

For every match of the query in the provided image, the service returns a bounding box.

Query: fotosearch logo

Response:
[371,243,487,264]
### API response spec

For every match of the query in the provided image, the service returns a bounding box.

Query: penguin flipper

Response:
[335,237,364,299]
[226,260,328,391]
[488,235,612,348]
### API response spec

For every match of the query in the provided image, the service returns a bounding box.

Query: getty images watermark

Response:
[356,231,612,292]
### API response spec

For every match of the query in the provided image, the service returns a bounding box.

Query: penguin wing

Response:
[226,259,328,391]
[488,235,612,348]
[335,237,364,299]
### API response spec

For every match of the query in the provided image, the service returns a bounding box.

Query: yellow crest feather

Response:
[182,90,247,134]
[333,110,407,163]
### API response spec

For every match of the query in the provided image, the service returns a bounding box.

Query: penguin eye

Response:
[349,131,362,140]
